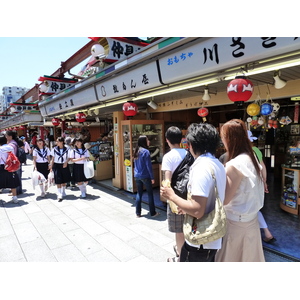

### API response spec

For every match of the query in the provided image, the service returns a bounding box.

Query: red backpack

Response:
[5,151,20,172]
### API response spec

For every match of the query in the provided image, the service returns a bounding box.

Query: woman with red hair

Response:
[215,119,265,262]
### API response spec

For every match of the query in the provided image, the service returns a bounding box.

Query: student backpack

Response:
[5,151,21,172]
[171,150,194,199]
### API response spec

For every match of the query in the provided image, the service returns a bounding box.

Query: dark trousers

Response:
[16,167,22,195]
[180,242,217,262]
[135,177,156,216]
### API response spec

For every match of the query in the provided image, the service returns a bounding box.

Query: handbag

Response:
[84,160,95,179]
[183,165,227,245]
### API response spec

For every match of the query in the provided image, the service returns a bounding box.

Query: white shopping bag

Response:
[84,161,94,179]
[47,171,55,187]
[31,170,46,190]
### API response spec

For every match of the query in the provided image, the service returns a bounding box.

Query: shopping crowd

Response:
[134,120,273,262]
[1,120,273,262]
[0,131,93,204]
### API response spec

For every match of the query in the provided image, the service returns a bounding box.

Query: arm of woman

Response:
[224,165,243,205]
[33,156,37,170]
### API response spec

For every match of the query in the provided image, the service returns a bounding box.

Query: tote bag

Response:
[84,160,94,179]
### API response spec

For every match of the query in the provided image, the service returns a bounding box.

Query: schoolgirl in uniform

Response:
[69,138,89,198]
[33,138,51,197]
[0,135,20,203]
[49,137,71,202]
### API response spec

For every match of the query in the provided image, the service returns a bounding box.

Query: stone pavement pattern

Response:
[0,160,175,262]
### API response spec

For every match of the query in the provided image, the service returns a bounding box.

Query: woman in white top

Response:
[49,137,71,202]
[215,119,265,262]
[0,135,20,203]
[69,138,89,198]
[33,138,51,197]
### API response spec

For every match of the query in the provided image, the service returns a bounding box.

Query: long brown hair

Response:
[221,119,261,178]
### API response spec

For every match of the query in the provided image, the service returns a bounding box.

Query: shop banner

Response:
[158,37,300,84]
[95,61,161,101]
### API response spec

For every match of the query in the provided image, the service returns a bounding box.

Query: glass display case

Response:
[121,119,164,192]
[281,166,300,215]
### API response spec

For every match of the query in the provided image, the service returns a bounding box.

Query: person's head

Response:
[65,137,72,146]
[165,126,182,145]
[56,137,65,147]
[186,123,220,157]
[73,137,85,149]
[133,135,149,159]
[36,138,46,148]
[17,139,24,147]
[5,130,17,142]
[0,135,7,146]
[220,119,261,175]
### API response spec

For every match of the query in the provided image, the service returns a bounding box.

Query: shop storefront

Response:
[36,37,300,216]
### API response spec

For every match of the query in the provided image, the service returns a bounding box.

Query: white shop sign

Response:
[158,37,300,84]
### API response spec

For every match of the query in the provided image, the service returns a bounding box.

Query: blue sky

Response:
[0,37,91,90]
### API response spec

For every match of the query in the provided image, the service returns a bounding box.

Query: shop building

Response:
[2,37,300,224]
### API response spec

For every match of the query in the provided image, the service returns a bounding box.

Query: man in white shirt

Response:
[161,126,187,262]
[161,123,226,262]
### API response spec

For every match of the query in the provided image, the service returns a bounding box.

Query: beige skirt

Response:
[215,216,265,262]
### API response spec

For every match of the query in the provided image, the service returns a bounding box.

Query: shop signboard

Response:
[1,111,42,128]
[95,61,160,102]
[158,37,300,84]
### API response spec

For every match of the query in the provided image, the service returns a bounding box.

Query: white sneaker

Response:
[12,196,18,204]
[41,192,46,198]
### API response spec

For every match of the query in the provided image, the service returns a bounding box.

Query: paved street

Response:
[0,159,174,262]
[0,158,293,263]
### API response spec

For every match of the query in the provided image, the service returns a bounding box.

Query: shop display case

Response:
[121,119,164,192]
[90,141,114,181]
[281,166,300,215]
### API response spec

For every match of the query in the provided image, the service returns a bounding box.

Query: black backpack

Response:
[171,150,194,199]
[17,147,26,164]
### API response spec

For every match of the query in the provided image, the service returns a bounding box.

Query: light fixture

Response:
[147,99,158,109]
[132,79,219,101]
[91,44,106,61]
[202,86,211,101]
[273,71,287,89]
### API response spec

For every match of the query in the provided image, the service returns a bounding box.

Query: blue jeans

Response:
[135,177,156,216]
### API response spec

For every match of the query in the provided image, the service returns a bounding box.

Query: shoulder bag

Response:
[183,165,227,245]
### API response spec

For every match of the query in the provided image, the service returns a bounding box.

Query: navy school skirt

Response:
[72,163,87,183]
[0,165,21,188]
[53,163,71,184]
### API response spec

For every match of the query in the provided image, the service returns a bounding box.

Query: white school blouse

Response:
[50,147,69,164]
[69,148,89,164]
[0,144,14,164]
[33,147,51,163]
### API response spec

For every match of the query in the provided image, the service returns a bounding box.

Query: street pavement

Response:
[0,159,175,262]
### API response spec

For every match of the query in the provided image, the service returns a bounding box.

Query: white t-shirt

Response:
[68,148,89,164]
[186,153,226,250]
[161,148,187,173]
[224,153,264,222]
[33,147,51,163]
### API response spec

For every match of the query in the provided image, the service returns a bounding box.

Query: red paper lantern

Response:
[19,125,25,130]
[52,118,60,126]
[123,101,138,117]
[197,107,209,117]
[227,76,253,105]
[75,112,86,123]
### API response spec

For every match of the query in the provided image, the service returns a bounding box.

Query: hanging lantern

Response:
[75,112,86,123]
[19,125,25,130]
[227,76,254,106]
[260,103,273,116]
[197,107,209,122]
[123,101,138,117]
[246,103,260,116]
[52,118,61,126]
